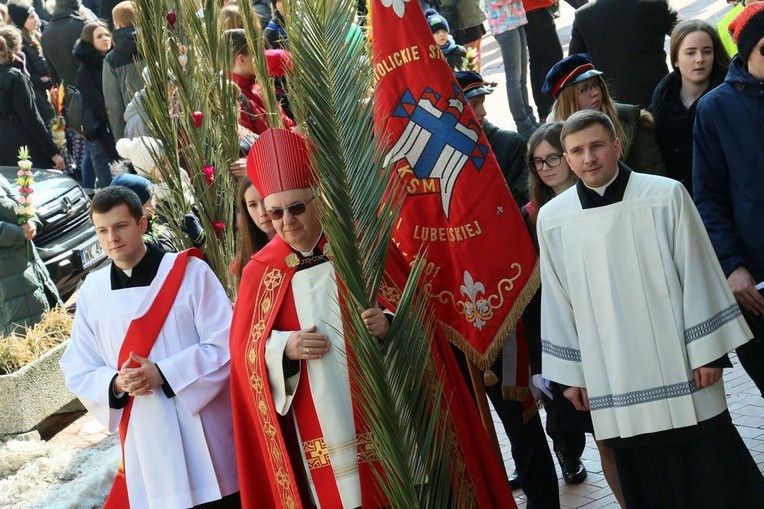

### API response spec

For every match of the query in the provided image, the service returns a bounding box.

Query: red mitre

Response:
[246,128,315,198]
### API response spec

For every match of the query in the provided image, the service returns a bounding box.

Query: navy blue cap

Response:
[542,53,603,98]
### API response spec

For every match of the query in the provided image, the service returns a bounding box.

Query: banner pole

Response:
[466,360,508,478]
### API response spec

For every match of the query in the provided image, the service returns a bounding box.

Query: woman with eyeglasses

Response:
[650,20,730,196]
[521,123,626,507]
[522,123,576,229]
[542,53,666,177]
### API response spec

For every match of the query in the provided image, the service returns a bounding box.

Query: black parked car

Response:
[0,166,106,299]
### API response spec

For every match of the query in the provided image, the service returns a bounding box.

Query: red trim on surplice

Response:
[104,248,203,509]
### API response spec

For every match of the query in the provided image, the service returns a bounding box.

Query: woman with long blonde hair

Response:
[543,53,666,177]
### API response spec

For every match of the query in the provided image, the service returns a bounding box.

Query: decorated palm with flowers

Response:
[16,146,36,260]
[16,146,36,225]
[47,84,67,152]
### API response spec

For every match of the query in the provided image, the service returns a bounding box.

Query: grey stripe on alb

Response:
[684,304,741,345]
[541,340,582,362]
[589,380,700,410]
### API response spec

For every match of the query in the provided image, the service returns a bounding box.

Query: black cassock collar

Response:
[110,243,167,290]
[576,163,632,210]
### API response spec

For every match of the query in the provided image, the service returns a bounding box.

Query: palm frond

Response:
[286,0,458,505]
[238,0,283,128]
[134,0,240,296]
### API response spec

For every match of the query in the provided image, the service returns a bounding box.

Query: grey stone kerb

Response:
[0,341,84,436]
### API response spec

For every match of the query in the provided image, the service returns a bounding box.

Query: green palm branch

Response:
[285,0,460,505]
[133,0,240,296]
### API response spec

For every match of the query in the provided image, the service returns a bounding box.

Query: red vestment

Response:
[229,237,516,508]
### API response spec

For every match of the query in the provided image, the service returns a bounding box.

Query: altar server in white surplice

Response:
[537,110,764,508]
[60,187,239,509]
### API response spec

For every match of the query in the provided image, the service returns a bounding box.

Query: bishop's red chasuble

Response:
[230,236,516,508]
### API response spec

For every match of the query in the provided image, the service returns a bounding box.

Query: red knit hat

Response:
[729,2,764,60]
[247,129,315,198]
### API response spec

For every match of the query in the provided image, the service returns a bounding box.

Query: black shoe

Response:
[508,469,521,490]
[556,451,587,484]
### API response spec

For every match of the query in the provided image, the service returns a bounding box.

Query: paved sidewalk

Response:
[494,352,764,508]
[45,351,763,508]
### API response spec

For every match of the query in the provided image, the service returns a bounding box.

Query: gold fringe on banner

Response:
[442,260,540,370]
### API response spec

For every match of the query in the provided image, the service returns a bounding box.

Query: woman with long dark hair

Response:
[6,2,54,123]
[523,123,577,227]
[522,123,625,506]
[232,176,276,288]
[650,19,730,195]
[0,25,64,168]
[74,20,117,193]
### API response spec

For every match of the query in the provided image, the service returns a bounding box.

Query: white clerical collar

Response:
[584,168,619,196]
[118,244,147,278]
[291,229,324,257]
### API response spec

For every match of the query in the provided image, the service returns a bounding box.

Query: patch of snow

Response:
[0,433,118,509]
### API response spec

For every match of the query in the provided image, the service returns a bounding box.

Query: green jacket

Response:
[616,103,667,177]
[718,2,744,58]
[0,175,61,336]
[437,0,487,33]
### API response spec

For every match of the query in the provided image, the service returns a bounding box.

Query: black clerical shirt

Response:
[110,243,166,290]
[108,243,175,408]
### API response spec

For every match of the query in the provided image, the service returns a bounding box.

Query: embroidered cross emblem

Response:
[303,438,331,469]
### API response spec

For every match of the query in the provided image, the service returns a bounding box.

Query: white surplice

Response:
[538,172,752,440]
[60,254,238,509]
[265,261,362,509]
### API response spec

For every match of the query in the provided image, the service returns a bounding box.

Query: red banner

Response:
[372,0,539,368]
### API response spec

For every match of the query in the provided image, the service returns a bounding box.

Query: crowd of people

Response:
[1,0,763,507]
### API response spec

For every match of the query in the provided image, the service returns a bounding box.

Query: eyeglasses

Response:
[576,80,601,96]
[266,196,315,220]
[529,154,563,172]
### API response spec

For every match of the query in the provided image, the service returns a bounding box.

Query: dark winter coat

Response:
[650,68,725,196]
[264,11,289,50]
[98,0,120,26]
[20,39,55,123]
[0,62,59,168]
[32,0,51,22]
[74,39,117,158]
[103,26,145,140]
[441,36,467,71]
[482,119,528,208]
[569,0,678,107]
[0,175,61,336]
[40,7,86,86]
[615,102,666,177]
[693,56,764,281]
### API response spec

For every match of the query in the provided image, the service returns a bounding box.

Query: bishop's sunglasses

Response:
[266,196,315,220]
